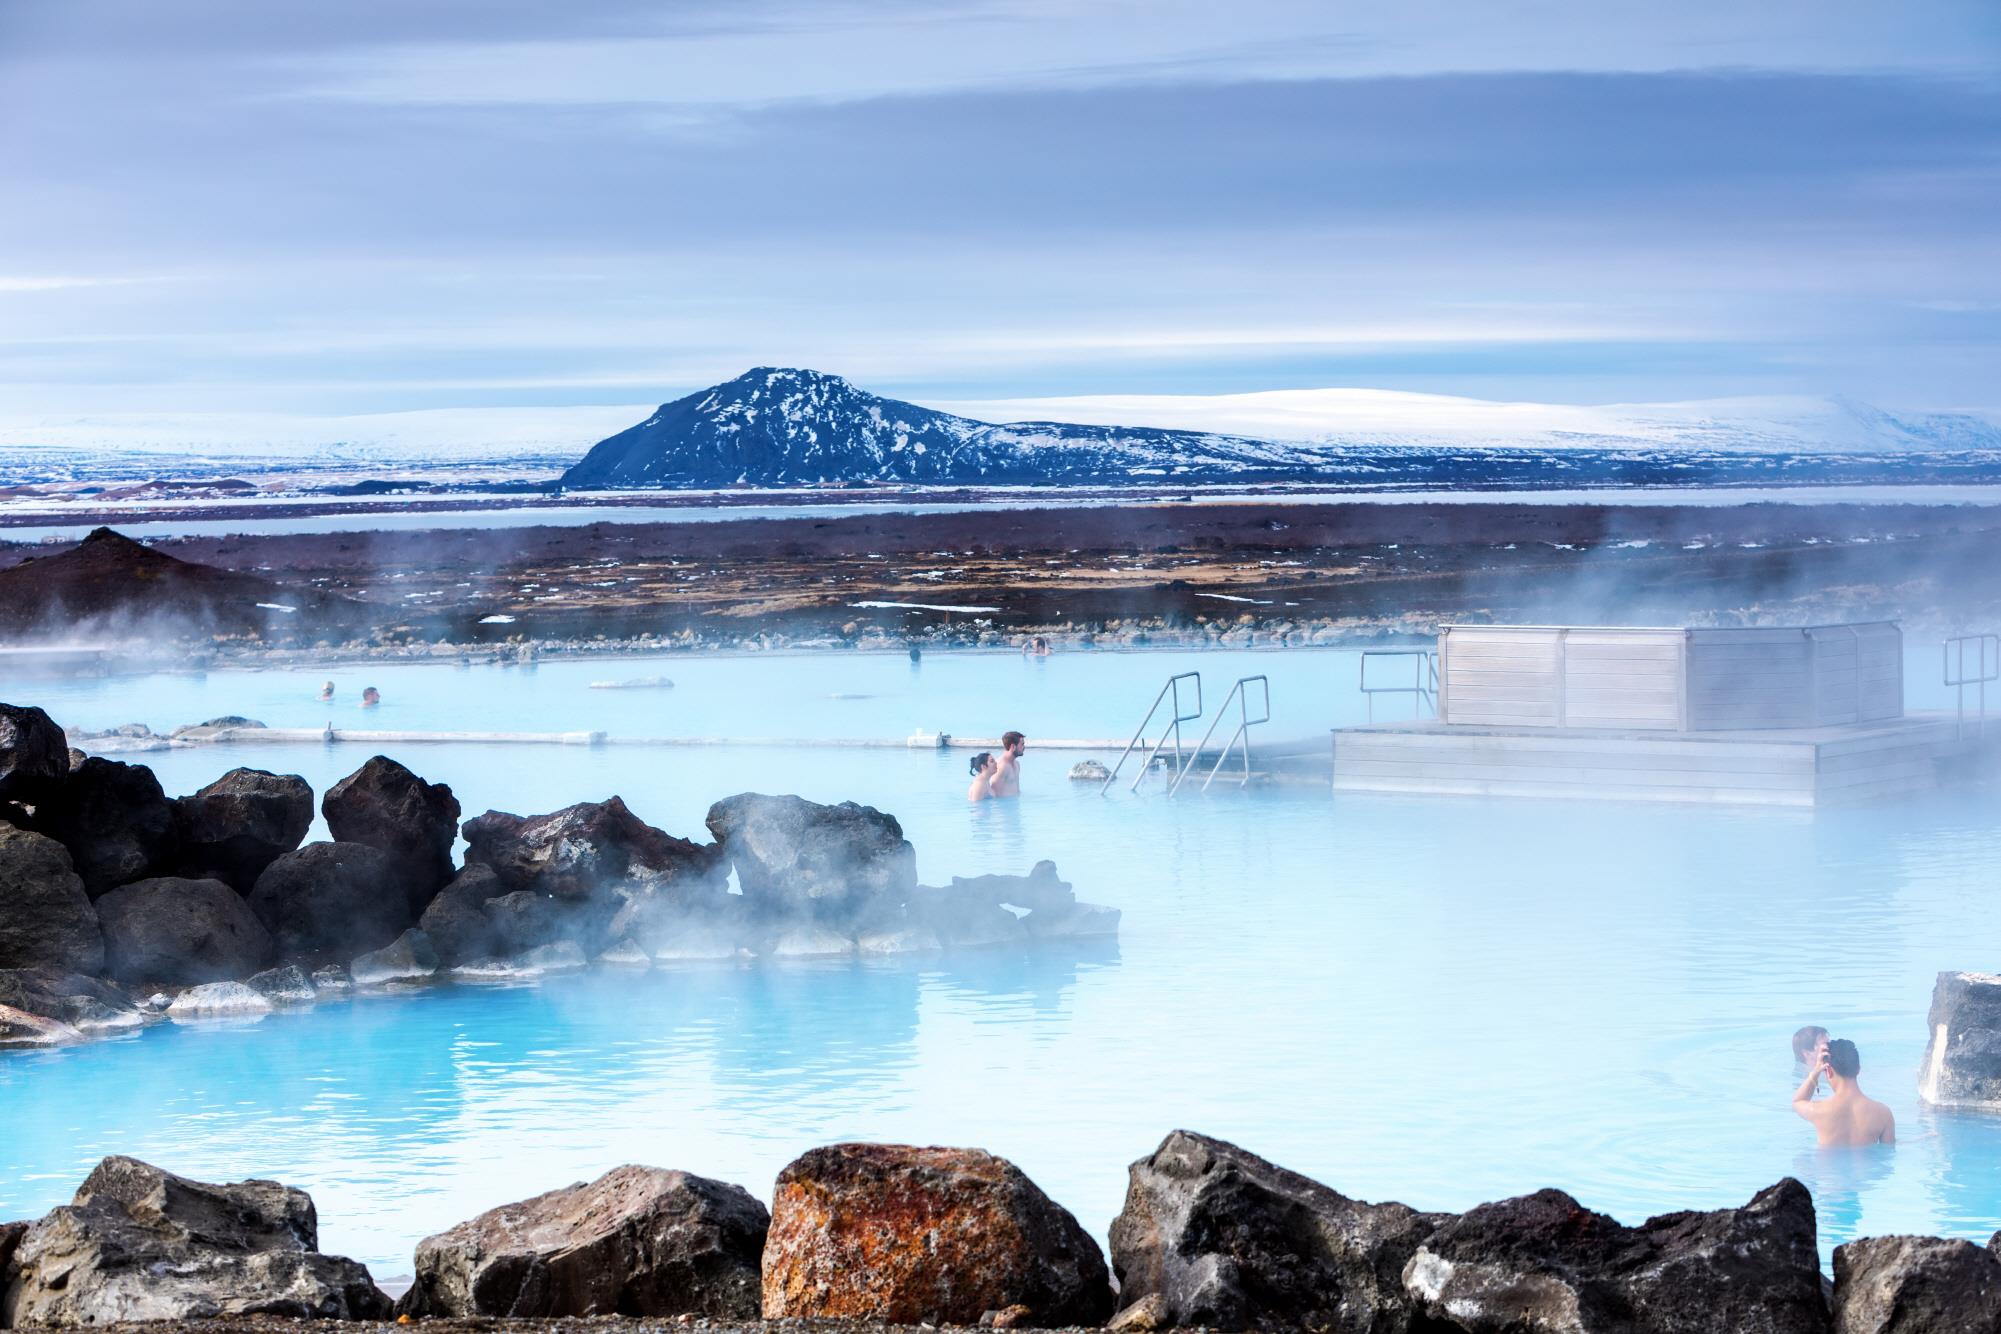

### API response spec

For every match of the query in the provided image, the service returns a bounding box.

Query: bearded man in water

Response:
[992,731,1025,798]
[1792,1038,1895,1147]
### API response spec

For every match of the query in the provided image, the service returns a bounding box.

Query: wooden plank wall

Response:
[1684,629,1815,730]
[1441,623,1903,733]
[1440,626,1684,730]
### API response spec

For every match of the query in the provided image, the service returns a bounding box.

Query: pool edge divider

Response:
[195,727,1129,750]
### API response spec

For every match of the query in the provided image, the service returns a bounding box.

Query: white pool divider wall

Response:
[1336,620,1995,805]
[1436,623,1903,733]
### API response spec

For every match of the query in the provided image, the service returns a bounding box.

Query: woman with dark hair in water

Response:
[966,751,998,802]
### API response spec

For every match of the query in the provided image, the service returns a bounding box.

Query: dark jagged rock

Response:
[1402,1179,1826,1334]
[418,864,510,966]
[1832,1235,2001,1333]
[0,966,137,1033]
[399,1164,769,1319]
[0,703,68,805]
[0,1215,25,1279]
[0,823,103,974]
[1920,971,2001,1109]
[322,756,461,907]
[0,526,362,642]
[951,860,1076,913]
[349,926,438,985]
[1110,1129,1443,1332]
[173,767,313,892]
[2,1155,391,1326]
[95,876,273,986]
[763,1142,1113,1325]
[706,793,916,921]
[33,755,178,896]
[246,841,413,961]
[462,796,717,899]
[909,883,1028,949]
[246,962,316,1004]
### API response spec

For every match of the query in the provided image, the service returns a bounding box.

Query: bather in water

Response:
[1792,1038,1895,1148]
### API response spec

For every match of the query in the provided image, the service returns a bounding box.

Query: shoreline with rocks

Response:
[6,1132,2001,1332]
[0,700,1118,1052]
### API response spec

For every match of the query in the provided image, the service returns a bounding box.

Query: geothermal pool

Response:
[4,646,2000,1275]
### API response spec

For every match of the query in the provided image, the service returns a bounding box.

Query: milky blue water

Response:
[3,646,1999,1277]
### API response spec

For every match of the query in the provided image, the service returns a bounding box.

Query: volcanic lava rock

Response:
[1401,1179,1826,1334]
[322,756,461,907]
[166,980,274,1020]
[246,962,316,1004]
[909,883,1028,949]
[952,861,1076,913]
[0,1216,26,1278]
[0,966,138,1031]
[1833,1235,2001,1333]
[95,876,273,986]
[399,1164,770,1319]
[1109,1130,1444,1332]
[0,1003,80,1046]
[2,1155,391,1326]
[462,796,717,899]
[418,865,508,965]
[706,793,916,920]
[173,767,313,892]
[349,927,438,985]
[762,1142,1114,1325]
[32,755,178,896]
[0,823,103,974]
[246,841,414,960]
[1920,971,2001,1109]
[0,703,67,805]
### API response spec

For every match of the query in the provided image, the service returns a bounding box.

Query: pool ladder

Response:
[1102,672,1271,795]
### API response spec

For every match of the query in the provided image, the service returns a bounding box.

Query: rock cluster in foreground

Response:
[6,1133,2001,1332]
[0,699,1117,1049]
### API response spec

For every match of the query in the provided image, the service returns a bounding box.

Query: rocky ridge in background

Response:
[0,698,1118,1053]
[6,1133,2001,1331]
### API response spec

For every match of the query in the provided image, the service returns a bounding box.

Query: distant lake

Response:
[6,483,2001,543]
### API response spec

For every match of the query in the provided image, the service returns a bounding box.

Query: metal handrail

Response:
[1945,633,1999,738]
[1171,675,1271,794]
[1360,649,1438,721]
[1102,671,1202,794]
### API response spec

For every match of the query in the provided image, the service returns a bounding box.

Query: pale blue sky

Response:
[1,0,1997,414]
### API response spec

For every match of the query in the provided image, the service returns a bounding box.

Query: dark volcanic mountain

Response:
[0,527,359,641]
[559,367,1328,488]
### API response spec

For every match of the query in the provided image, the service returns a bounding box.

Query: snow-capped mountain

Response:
[558,367,1327,487]
[560,368,2001,489]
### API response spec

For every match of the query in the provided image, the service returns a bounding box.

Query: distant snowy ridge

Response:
[930,388,2001,455]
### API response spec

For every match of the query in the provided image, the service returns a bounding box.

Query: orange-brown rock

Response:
[761,1143,1113,1326]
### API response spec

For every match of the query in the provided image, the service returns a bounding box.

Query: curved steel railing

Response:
[1171,675,1271,795]
[1102,672,1203,794]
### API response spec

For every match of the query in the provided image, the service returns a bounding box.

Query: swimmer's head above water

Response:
[1793,1025,1829,1065]
[1825,1038,1861,1081]
[968,751,995,777]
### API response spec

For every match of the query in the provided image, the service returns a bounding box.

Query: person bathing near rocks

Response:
[992,730,1025,798]
[317,680,335,701]
[360,686,381,708]
[1793,1038,1895,1147]
[967,751,998,802]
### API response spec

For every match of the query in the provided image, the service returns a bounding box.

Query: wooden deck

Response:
[1331,712,1996,806]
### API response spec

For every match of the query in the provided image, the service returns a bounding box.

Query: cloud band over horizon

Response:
[1,0,1997,417]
